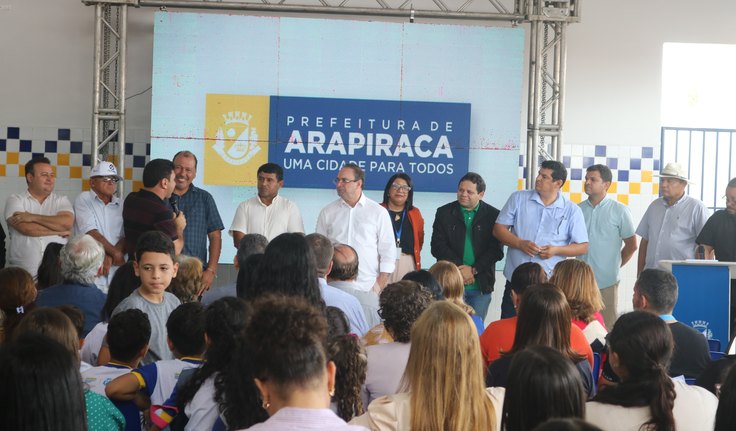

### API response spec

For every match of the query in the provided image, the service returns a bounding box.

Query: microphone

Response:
[170,196,180,216]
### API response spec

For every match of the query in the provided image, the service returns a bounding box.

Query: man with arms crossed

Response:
[5,157,74,277]
[493,160,588,318]
[316,163,396,293]
[229,162,304,245]
[172,151,224,292]
[578,164,638,327]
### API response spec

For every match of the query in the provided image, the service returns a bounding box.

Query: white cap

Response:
[89,162,123,180]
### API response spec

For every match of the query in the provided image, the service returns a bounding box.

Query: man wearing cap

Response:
[73,161,125,292]
[636,162,710,275]
[172,151,224,292]
[5,156,74,277]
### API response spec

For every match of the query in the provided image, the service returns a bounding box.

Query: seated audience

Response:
[241,294,364,430]
[307,232,369,336]
[82,261,139,366]
[202,233,267,305]
[328,243,381,329]
[0,332,89,431]
[533,419,603,431]
[502,346,586,431]
[35,234,107,336]
[14,307,125,430]
[631,269,710,379]
[362,281,432,405]
[402,269,444,301]
[0,266,37,343]
[35,242,64,290]
[487,284,594,398]
[167,254,203,303]
[586,311,718,430]
[83,309,151,431]
[352,301,502,430]
[550,259,607,351]
[56,304,89,370]
[235,253,264,300]
[429,260,483,333]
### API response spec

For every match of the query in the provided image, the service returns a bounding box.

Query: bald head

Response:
[328,244,359,282]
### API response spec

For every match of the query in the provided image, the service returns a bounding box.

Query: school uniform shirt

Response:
[83,362,144,431]
[133,357,204,406]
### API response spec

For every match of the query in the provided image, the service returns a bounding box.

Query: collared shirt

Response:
[461,204,479,291]
[496,190,588,279]
[74,190,124,291]
[318,277,369,336]
[578,198,636,288]
[229,194,304,241]
[4,190,73,277]
[316,194,397,291]
[122,189,178,258]
[636,195,710,269]
[177,185,224,265]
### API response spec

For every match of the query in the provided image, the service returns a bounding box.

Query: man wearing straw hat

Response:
[636,162,710,275]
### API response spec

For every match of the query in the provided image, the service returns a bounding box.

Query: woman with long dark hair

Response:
[381,173,424,281]
[586,311,718,430]
[502,345,586,431]
[487,284,595,398]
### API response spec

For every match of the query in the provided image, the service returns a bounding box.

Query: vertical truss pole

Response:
[89,0,129,195]
[525,0,575,188]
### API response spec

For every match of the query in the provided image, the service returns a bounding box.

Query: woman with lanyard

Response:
[381,173,425,282]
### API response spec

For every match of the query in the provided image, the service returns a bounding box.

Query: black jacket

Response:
[430,200,504,294]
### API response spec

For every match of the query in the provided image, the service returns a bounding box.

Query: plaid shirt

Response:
[177,185,224,265]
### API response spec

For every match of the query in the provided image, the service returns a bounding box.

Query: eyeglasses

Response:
[333,177,359,185]
[95,176,119,184]
[390,184,412,192]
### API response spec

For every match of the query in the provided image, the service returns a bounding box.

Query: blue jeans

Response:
[464,290,492,323]
[500,281,517,319]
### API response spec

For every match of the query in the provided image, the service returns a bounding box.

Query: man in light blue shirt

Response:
[578,164,638,328]
[636,162,710,275]
[306,233,369,336]
[493,160,589,318]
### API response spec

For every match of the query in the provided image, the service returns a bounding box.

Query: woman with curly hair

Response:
[428,260,483,334]
[167,255,203,303]
[586,311,718,431]
[0,267,37,343]
[361,281,432,406]
[352,301,501,430]
[238,294,364,430]
[550,259,607,349]
[328,334,368,422]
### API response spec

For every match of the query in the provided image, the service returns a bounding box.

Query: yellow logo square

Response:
[204,94,270,186]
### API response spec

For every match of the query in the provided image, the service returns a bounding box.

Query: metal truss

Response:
[82,0,579,191]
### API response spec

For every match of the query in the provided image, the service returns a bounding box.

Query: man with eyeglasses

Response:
[229,162,304,244]
[5,156,74,277]
[73,161,125,292]
[432,172,504,321]
[316,163,396,293]
[172,151,224,293]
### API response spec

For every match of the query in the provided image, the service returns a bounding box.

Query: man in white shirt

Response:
[316,163,396,293]
[73,162,125,292]
[5,157,74,277]
[636,162,710,275]
[229,162,304,245]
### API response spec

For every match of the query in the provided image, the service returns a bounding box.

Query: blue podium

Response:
[659,260,736,347]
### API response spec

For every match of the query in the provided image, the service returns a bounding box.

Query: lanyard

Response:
[390,208,407,247]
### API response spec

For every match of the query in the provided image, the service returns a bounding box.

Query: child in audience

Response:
[83,309,151,431]
[113,231,181,364]
[56,304,91,371]
[14,307,125,430]
[105,302,206,407]
[82,261,139,366]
